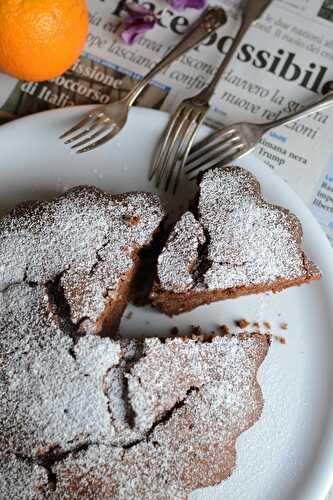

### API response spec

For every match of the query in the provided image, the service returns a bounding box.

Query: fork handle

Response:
[125,6,227,106]
[194,0,272,103]
[261,91,333,132]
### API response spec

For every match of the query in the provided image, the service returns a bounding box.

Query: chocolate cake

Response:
[151,166,321,315]
[51,333,268,499]
[0,299,268,499]
[0,185,165,335]
[0,184,270,498]
[0,249,269,498]
[0,272,268,456]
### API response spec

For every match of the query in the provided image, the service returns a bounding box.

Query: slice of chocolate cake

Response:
[50,333,269,500]
[1,262,269,499]
[0,282,123,458]
[0,186,165,335]
[151,166,320,315]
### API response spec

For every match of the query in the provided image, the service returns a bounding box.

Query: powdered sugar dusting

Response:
[0,186,165,333]
[52,334,269,500]
[103,339,145,447]
[0,452,48,499]
[199,167,314,289]
[0,283,121,458]
[127,335,258,433]
[156,166,319,296]
[157,212,205,293]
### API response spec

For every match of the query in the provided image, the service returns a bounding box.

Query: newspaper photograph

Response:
[0,0,332,243]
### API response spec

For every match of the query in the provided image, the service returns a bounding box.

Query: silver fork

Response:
[149,0,273,194]
[186,90,333,179]
[59,7,227,154]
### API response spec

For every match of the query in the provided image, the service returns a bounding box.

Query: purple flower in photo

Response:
[168,0,206,11]
[120,3,158,45]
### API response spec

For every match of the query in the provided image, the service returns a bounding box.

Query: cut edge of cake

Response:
[0,185,166,336]
[151,165,321,316]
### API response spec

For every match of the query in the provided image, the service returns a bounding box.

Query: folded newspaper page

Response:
[0,0,332,244]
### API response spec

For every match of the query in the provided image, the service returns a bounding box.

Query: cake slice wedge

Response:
[50,332,269,500]
[1,269,270,499]
[0,186,165,335]
[151,166,320,315]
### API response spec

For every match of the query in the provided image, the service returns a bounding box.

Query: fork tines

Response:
[59,111,118,154]
[185,126,247,179]
[150,104,207,194]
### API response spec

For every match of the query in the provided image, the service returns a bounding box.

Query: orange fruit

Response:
[0,0,88,81]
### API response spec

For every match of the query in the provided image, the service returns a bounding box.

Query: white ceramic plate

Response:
[1,106,333,500]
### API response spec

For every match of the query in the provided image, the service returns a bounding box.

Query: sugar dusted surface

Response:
[157,212,205,293]
[127,335,256,433]
[156,166,320,295]
[104,338,146,447]
[0,452,48,499]
[0,184,270,499]
[0,283,121,458]
[199,167,313,289]
[53,334,269,500]
[0,186,165,333]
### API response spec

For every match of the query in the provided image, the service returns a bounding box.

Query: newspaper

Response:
[0,0,333,244]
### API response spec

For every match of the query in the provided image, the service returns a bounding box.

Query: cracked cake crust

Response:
[0,186,165,335]
[0,278,269,499]
[0,286,269,500]
[0,185,270,499]
[0,452,49,499]
[151,166,321,315]
[0,283,122,459]
[49,333,269,500]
